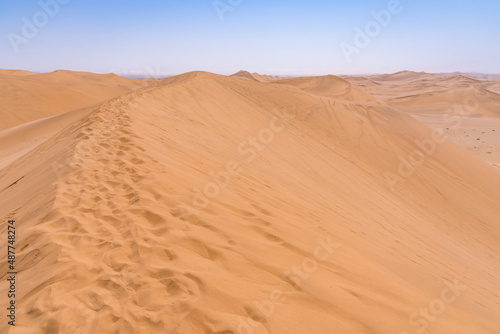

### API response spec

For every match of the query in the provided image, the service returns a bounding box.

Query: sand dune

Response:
[0,105,95,170]
[0,70,151,131]
[344,72,500,166]
[411,114,500,168]
[0,70,36,77]
[230,71,280,83]
[276,75,380,103]
[345,72,500,117]
[1,71,499,333]
[368,70,431,82]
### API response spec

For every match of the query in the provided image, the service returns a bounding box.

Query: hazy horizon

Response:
[2,68,500,80]
[1,0,499,76]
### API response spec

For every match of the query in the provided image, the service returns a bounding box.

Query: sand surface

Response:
[230,71,281,82]
[344,71,500,167]
[0,70,499,333]
[0,70,151,131]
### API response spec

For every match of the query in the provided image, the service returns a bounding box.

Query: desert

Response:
[0,69,499,333]
[1,1,499,333]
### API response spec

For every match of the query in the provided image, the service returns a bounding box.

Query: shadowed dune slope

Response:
[0,71,499,333]
[0,70,151,131]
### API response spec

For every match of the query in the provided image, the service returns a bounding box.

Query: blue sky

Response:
[0,0,499,76]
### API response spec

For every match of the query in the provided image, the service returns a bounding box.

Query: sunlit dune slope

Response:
[343,72,500,167]
[0,69,36,77]
[0,70,151,131]
[230,70,279,82]
[0,71,499,334]
[344,72,500,117]
[369,70,431,82]
[0,105,95,169]
[387,85,500,118]
[276,75,381,103]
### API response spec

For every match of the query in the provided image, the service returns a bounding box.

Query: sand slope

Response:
[0,71,499,333]
[345,72,500,167]
[0,70,36,77]
[277,75,381,103]
[345,72,500,117]
[369,70,431,82]
[230,71,280,83]
[0,70,151,131]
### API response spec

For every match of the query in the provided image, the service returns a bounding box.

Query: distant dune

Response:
[276,75,381,103]
[344,72,500,167]
[0,69,36,76]
[369,70,430,82]
[0,71,499,333]
[0,70,151,131]
[230,70,280,82]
